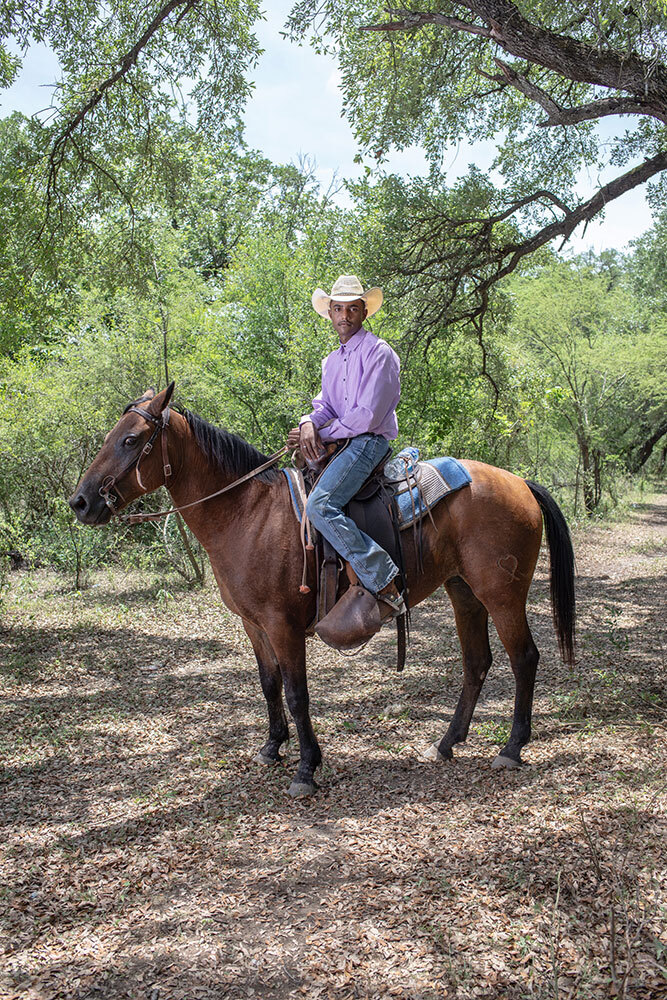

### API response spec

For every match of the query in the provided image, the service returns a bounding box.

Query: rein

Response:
[99,405,288,525]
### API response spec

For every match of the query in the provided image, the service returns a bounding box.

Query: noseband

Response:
[99,405,173,513]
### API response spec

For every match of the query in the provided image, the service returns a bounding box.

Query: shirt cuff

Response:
[299,412,331,431]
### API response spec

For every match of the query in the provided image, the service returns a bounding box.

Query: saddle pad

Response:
[283,458,471,528]
[283,467,307,522]
[395,457,471,528]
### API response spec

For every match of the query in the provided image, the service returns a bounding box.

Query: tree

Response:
[0,0,263,218]
[289,1,667,327]
[625,214,667,468]
[509,254,666,514]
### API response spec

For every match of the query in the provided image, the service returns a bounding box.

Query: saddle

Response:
[283,444,472,666]
[293,443,409,669]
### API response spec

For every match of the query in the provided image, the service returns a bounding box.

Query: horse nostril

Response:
[69,494,89,513]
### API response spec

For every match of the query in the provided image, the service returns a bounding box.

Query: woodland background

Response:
[0,8,666,998]
[0,1,666,589]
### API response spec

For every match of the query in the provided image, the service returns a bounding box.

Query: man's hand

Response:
[299,421,326,464]
[286,427,301,449]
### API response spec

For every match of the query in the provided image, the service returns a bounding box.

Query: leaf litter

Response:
[0,497,665,999]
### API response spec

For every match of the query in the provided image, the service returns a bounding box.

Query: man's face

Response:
[328,298,367,343]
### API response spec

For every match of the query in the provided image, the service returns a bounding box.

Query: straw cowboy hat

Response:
[311,275,383,319]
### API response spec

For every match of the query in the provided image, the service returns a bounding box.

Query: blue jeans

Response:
[305,434,399,595]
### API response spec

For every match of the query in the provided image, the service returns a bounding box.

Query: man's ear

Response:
[148,381,175,417]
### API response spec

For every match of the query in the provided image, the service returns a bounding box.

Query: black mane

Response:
[181,409,281,484]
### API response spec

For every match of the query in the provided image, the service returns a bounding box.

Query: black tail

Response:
[525,480,576,666]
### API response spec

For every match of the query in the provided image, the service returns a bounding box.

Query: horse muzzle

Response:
[68,485,114,525]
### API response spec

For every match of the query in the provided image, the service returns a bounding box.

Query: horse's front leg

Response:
[242,619,289,765]
[266,623,322,797]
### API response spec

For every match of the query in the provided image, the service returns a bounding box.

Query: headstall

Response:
[99,405,172,516]
[99,405,288,525]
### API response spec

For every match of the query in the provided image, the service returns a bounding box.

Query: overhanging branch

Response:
[361,11,493,39]
[388,149,667,339]
[360,4,667,110]
[484,149,667,290]
[45,0,197,211]
[488,58,667,126]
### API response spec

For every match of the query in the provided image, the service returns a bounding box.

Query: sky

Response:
[0,1,656,255]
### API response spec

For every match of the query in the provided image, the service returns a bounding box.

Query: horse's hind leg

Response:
[434,577,493,760]
[242,620,289,765]
[488,609,539,769]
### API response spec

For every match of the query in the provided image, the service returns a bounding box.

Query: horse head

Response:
[69,382,175,525]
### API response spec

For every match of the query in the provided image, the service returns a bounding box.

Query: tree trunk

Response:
[629,418,667,471]
[578,433,600,516]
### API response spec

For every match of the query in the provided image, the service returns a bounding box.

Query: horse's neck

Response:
[165,415,280,551]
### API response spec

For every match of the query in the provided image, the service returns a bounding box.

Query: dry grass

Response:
[1,496,665,999]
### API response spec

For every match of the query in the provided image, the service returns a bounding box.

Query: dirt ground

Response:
[1,495,666,1000]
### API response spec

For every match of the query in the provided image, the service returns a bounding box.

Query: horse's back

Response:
[408,459,544,606]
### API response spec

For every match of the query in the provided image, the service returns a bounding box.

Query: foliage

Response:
[1,138,665,570]
[288,0,667,316]
[0,12,665,569]
[508,253,667,513]
[290,0,667,185]
[0,0,263,216]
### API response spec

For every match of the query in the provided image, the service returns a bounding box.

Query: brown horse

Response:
[69,384,575,797]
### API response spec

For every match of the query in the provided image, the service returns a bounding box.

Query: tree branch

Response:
[489,58,667,126]
[482,149,667,291]
[361,3,667,110]
[388,149,667,339]
[629,417,667,470]
[46,0,197,210]
[472,293,500,412]
[538,97,667,128]
[361,11,493,39]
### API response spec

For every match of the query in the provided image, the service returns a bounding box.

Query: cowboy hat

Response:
[311,275,383,319]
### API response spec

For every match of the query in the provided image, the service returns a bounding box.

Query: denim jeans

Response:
[305,434,399,595]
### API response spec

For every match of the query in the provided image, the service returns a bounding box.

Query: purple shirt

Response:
[300,327,400,441]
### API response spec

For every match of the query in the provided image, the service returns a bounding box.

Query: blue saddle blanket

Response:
[392,455,471,528]
[282,451,471,529]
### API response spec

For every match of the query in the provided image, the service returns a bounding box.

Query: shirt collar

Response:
[337,326,368,355]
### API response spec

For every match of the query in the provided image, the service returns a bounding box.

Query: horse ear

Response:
[163,381,175,408]
[148,381,175,416]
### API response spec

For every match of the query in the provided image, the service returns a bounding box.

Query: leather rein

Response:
[99,405,288,525]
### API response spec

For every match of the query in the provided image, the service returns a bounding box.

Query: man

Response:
[287,275,405,637]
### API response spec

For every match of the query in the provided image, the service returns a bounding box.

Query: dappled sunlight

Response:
[1,498,665,999]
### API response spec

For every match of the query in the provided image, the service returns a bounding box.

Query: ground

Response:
[1,495,665,1000]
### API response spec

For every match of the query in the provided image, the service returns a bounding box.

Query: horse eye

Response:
[123,435,138,448]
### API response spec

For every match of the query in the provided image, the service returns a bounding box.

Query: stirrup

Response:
[378,590,406,620]
[315,585,382,650]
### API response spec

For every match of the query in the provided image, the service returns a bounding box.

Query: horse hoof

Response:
[421,742,448,763]
[287,780,317,798]
[255,752,282,766]
[491,754,522,770]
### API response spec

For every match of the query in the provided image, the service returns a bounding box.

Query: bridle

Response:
[99,404,287,525]
[99,404,172,516]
